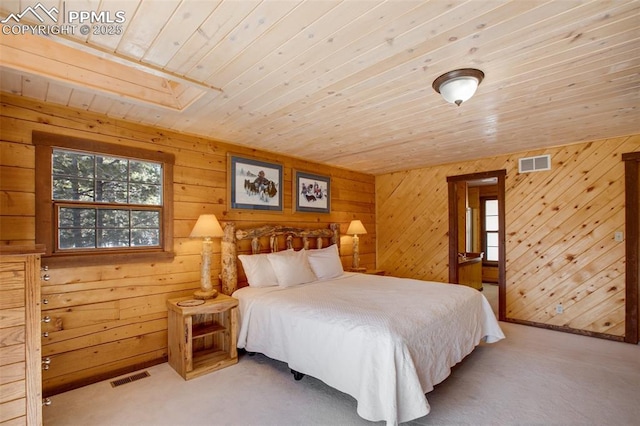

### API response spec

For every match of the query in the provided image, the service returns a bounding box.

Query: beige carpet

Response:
[482,283,498,315]
[44,322,639,426]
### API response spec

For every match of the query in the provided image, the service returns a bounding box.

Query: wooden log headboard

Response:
[220,222,340,295]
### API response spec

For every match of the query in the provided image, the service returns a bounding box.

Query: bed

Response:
[220,223,504,425]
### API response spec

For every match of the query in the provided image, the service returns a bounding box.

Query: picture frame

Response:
[228,154,283,212]
[294,170,331,214]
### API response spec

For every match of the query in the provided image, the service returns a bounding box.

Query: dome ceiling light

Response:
[432,68,485,106]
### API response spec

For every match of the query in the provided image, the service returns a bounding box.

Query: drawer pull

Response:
[41,266,49,272]
[42,274,51,281]
[43,364,50,371]
[42,316,51,323]
[42,357,51,365]
[42,332,49,338]
[43,398,52,406]
[42,298,49,305]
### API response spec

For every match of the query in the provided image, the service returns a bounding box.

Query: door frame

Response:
[622,152,639,344]
[447,169,506,321]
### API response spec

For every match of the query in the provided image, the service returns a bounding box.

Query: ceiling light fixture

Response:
[432,68,484,106]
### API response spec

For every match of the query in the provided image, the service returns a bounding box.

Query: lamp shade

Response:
[432,68,484,106]
[347,220,367,236]
[190,214,224,238]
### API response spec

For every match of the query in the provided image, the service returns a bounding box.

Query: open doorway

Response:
[447,170,506,321]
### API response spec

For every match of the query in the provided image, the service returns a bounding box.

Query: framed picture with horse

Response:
[228,154,283,212]
[294,170,331,213]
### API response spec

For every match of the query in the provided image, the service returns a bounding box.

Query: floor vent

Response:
[110,371,150,388]
[519,154,551,173]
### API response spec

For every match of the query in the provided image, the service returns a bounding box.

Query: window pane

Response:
[131,211,160,228]
[96,180,128,203]
[53,178,94,201]
[131,229,160,246]
[483,198,499,262]
[130,161,161,184]
[59,207,95,228]
[53,150,94,178]
[97,209,129,228]
[46,141,169,256]
[59,228,95,249]
[485,199,498,215]
[98,229,130,248]
[487,247,499,261]
[129,183,162,205]
[485,215,499,231]
[96,156,128,180]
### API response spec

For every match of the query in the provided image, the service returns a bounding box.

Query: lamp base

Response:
[193,289,218,300]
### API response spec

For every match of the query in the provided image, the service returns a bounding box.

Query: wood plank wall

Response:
[0,94,375,395]
[377,134,640,338]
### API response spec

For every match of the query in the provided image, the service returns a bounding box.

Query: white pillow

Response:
[306,244,344,280]
[267,249,317,288]
[238,253,279,287]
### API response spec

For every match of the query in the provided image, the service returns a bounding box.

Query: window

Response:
[483,198,499,262]
[34,132,174,266]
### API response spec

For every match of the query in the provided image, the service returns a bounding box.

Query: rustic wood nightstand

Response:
[167,294,238,380]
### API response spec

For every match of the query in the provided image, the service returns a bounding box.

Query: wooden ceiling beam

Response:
[0,32,212,111]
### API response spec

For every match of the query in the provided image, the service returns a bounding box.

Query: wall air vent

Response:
[518,154,551,173]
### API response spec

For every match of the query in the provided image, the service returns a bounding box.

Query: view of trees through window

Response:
[484,198,499,261]
[52,149,163,250]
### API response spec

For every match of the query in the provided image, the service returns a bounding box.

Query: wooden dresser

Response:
[0,245,45,426]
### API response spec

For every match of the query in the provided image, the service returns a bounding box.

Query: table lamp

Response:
[190,214,224,299]
[347,219,367,271]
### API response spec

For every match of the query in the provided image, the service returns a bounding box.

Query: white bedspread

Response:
[234,273,504,425]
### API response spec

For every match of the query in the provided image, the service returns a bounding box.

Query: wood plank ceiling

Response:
[1,0,638,175]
